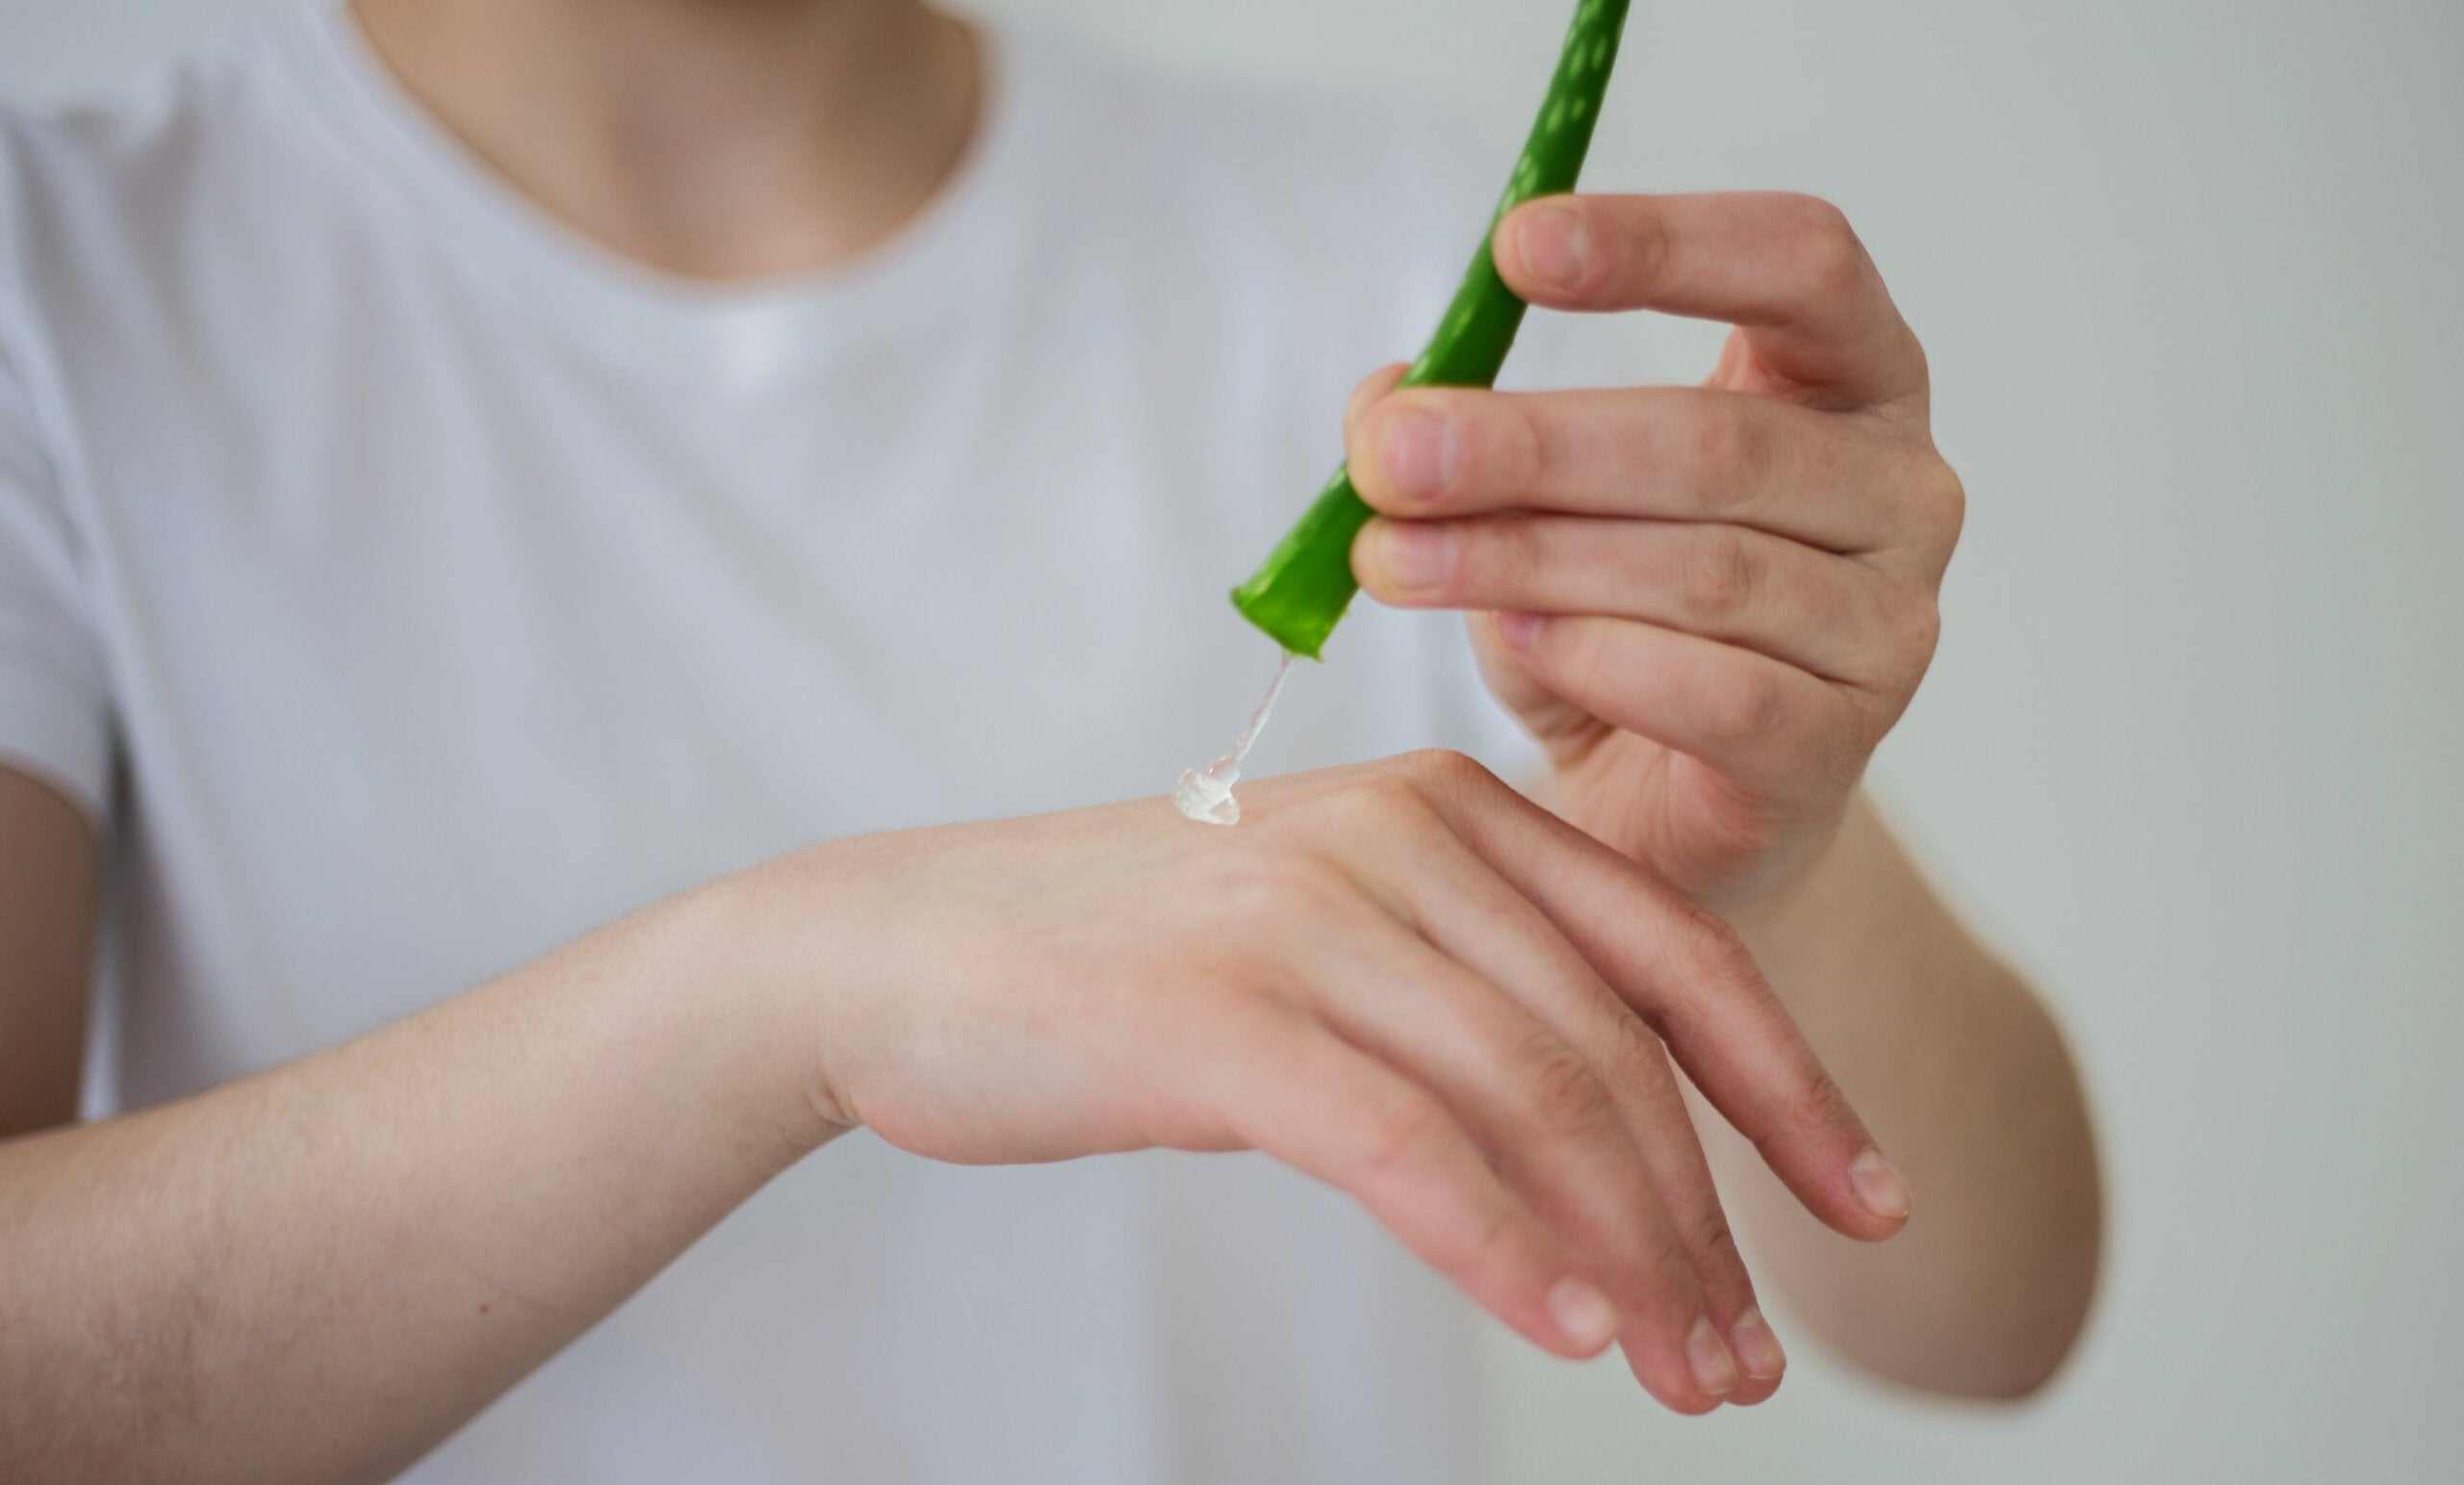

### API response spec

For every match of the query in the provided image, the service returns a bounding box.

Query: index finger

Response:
[1493,192,1926,407]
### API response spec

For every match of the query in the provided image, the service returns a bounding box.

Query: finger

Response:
[1344,362,1411,437]
[1207,1007,1620,1362]
[1388,751,1910,1243]
[1355,512,1915,691]
[1340,810,1786,1396]
[1489,613,1881,802]
[1628,1041,1788,1405]
[1290,894,1736,1411]
[1348,383,1914,556]
[1492,192,1926,406]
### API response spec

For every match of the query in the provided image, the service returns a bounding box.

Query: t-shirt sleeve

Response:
[0,320,113,822]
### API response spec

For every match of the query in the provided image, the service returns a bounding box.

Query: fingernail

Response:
[1849,1148,1912,1222]
[1492,611,1545,650]
[1517,204,1592,291]
[1686,1315,1740,1396]
[1729,1307,1787,1380]
[1378,409,1457,499]
[1547,1277,1618,1350]
[1374,524,1454,594]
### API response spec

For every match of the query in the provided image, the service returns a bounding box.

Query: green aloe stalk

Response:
[1230,0,1633,659]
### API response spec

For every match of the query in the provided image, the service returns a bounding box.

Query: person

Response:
[0,0,2102,1479]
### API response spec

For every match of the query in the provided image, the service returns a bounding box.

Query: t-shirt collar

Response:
[265,0,1041,384]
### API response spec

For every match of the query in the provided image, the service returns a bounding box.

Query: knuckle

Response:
[1619,203,1672,292]
[1919,455,1967,545]
[1279,852,1364,914]
[1783,194,1866,293]
[1895,593,1943,669]
[1216,848,1355,928]
[1691,1209,1744,1272]
[1356,1096,1442,1179]
[1598,1004,1670,1082]
[1328,765,1435,828]
[1677,902,1764,997]
[1679,527,1758,625]
[1499,398,1553,492]
[1782,1070,1855,1145]
[1783,192,1855,240]
[1476,517,1548,597]
[1398,746,1496,800]
[1634,1213,1702,1299]
[1689,410,1771,510]
[1707,667,1791,751]
[1895,329,1935,397]
[1518,1033,1618,1138]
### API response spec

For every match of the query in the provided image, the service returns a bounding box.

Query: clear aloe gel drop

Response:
[1173,652,1298,826]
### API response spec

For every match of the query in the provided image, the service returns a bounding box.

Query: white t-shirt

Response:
[0,6,1630,1480]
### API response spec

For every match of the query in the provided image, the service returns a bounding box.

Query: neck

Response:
[351,0,982,281]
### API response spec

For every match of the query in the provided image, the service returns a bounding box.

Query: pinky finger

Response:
[1216,1011,1619,1362]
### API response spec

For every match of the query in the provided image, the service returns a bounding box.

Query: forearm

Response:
[1711,791,2101,1397]
[0,882,830,1484]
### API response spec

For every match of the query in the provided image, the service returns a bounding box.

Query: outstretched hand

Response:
[741,753,1910,1414]
[1348,192,1964,910]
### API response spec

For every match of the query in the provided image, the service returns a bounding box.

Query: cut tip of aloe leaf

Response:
[1228,582,1339,662]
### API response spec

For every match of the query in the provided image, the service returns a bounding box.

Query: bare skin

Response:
[0,768,94,1136]
[1348,191,2104,1396]
[0,0,2101,1475]
[352,0,982,281]
[1717,795,2100,1398]
[2,755,1902,1479]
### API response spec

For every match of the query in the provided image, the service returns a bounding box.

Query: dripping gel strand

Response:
[1173,652,1297,826]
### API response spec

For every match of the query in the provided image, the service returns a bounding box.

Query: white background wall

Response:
[5,1,2458,1479]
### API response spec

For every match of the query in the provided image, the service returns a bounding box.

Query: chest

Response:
[68,262,1458,1037]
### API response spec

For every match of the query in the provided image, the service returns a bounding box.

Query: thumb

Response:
[1344,363,1411,439]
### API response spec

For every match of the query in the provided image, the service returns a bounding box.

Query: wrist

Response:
[632,862,861,1162]
[1719,799,1862,960]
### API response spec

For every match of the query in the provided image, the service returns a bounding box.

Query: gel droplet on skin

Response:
[1174,652,1297,826]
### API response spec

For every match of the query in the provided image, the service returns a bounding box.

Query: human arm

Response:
[1344,192,2103,1397]
[0,752,1908,1479]
[1710,794,2100,1397]
[0,756,830,1483]
[0,765,96,1137]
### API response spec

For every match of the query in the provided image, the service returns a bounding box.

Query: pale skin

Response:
[1347,190,2103,1397]
[0,0,2099,1476]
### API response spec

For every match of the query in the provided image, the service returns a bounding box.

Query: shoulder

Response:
[0,13,321,360]
[0,17,283,227]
